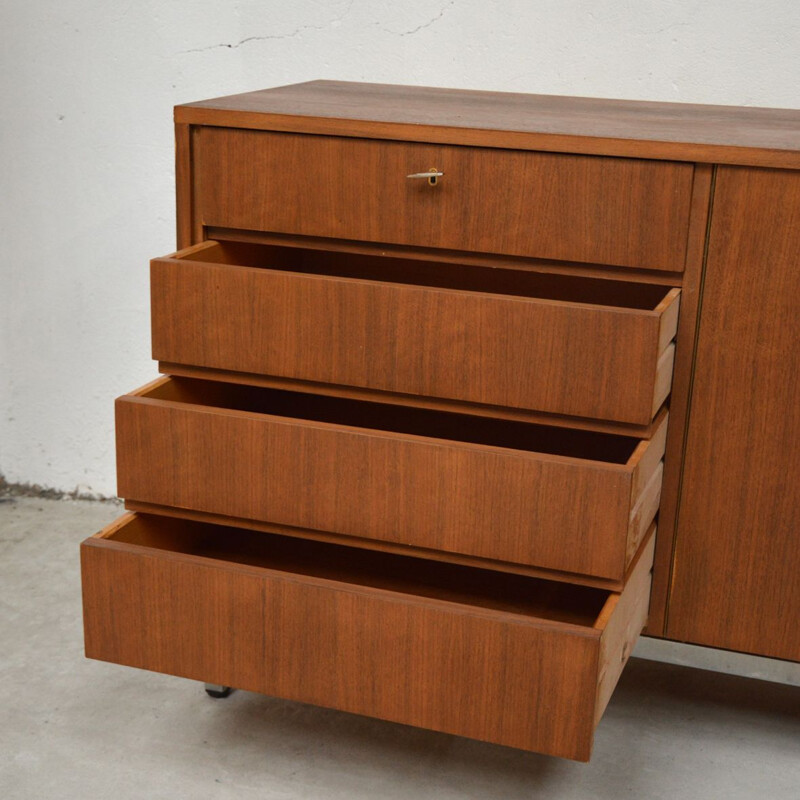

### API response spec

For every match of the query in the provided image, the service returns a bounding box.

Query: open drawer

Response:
[116,376,667,583]
[151,241,680,426]
[81,513,656,761]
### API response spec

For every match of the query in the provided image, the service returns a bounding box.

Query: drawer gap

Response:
[206,228,687,287]
[104,514,611,627]
[157,362,665,440]
[185,240,674,310]
[144,377,640,464]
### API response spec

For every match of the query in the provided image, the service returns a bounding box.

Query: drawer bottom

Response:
[81,513,654,761]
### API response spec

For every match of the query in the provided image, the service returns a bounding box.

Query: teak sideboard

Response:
[80,81,800,762]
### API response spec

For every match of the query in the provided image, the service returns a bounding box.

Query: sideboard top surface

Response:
[176,79,800,168]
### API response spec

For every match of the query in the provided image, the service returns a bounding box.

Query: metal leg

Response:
[204,683,233,698]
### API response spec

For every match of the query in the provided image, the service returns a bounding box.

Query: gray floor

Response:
[1,496,798,799]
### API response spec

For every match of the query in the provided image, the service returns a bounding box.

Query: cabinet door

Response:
[667,166,800,661]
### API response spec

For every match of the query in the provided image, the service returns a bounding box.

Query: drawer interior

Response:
[178,241,675,310]
[143,377,641,464]
[103,514,611,626]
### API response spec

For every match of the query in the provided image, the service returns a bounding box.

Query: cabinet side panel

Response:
[666,166,800,661]
[175,123,193,249]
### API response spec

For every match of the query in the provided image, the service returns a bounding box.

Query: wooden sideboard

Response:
[80,81,800,761]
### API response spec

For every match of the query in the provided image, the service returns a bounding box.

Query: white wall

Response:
[2,1,799,497]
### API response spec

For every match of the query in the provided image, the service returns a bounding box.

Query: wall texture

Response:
[2,0,799,497]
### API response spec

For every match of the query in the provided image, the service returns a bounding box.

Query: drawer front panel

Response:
[81,514,656,760]
[115,379,666,581]
[194,128,694,271]
[151,249,680,425]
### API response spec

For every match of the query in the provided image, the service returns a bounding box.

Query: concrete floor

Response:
[1,496,798,799]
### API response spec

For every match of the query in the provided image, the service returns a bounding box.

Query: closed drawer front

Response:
[194,128,695,271]
[116,377,667,582]
[152,242,680,425]
[81,513,655,761]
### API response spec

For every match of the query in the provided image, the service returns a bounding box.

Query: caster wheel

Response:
[204,683,233,698]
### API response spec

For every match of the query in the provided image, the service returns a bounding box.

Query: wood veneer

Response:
[646,163,715,634]
[123,500,658,593]
[193,127,694,271]
[666,167,800,661]
[82,513,655,761]
[115,377,666,581]
[156,362,666,440]
[207,227,692,286]
[151,240,679,424]
[83,82,800,763]
[176,80,800,169]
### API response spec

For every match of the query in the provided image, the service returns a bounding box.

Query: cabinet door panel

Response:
[667,167,800,661]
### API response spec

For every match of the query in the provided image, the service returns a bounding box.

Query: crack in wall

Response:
[380,2,455,36]
[178,0,355,54]
[177,1,455,54]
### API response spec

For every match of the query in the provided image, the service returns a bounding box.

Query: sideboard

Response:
[80,81,800,761]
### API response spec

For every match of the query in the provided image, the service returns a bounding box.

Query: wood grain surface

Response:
[174,123,195,250]
[123,499,658,593]
[81,513,655,760]
[206,227,690,286]
[115,378,666,581]
[666,167,800,661]
[176,80,800,169]
[594,534,654,723]
[83,80,800,760]
[151,242,679,424]
[157,362,665,440]
[193,127,694,271]
[646,164,715,635]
